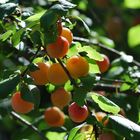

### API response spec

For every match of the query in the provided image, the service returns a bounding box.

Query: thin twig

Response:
[10,111,48,140]
[57,58,78,87]
[92,83,140,96]
[73,36,140,67]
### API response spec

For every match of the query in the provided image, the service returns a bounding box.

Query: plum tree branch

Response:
[73,36,140,67]
[10,111,48,140]
[57,58,78,87]
[92,83,140,96]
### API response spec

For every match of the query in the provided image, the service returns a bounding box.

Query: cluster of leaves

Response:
[0,0,140,140]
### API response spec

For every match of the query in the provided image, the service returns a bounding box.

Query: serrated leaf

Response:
[109,115,140,140]
[0,74,20,98]
[90,93,120,114]
[0,30,13,41]
[0,3,17,20]
[68,123,86,140]
[78,46,103,61]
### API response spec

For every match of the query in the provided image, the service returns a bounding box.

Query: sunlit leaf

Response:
[90,92,120,114]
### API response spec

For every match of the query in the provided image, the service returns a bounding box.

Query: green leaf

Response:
[20,83,40,107]
[46,132,66,140]
[80,74,96,91]
[73,133,85,140]
[90,92,120,114]
[120,83,131,91]
[89,63,100,74]
[78,46,103,61]
[25,10,45,23]
[0,3,17,20]
[12,28,25,47]
[99,36,115,48]
[68,123,86,140]
[73,86,87,106]
[128,25,140,47]
[0,74,20,98]
[67,43,79,57]
[30,30,42,46]
[109,115,140,140]
[72,16,90,33]
[0,30,13,41]
[124,0,140,9]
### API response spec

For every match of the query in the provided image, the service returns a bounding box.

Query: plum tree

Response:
[47,63,69,85]
[51,87,72,109]
[46,36,69,58]
[68,102,89,123]
[29,62,50,85]
[96,54,110,73]
[11,92,34,114]
[66,56,89,78]
[44,106,65,127]
[61,27,73,45]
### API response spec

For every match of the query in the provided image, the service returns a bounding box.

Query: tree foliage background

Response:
[0,0,140,140]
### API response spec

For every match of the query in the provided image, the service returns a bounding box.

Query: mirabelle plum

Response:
[11,92,34,114]
[99,132,115,140]
[66,56,89,78]
[51,87,72,109]
[61,27,73,45]
[68,102,89,123]
[47,63,69,85]
[44,106,65,127]
[95,112,109,126]
[29,62,50,85]
[46,36,69,58]
[96,54,110,73]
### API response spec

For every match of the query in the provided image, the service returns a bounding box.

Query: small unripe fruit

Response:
[68,102,89,123]
[47,63,69,85]
[44,107,65,127]
[66,56,89,78]
[11,92,34,114]
[47,36,69,58]
[61,27,73,45]
[29,62,50,85]
[96,54,110,73]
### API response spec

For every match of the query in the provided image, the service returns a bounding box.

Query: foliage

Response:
[0,0,140,140]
